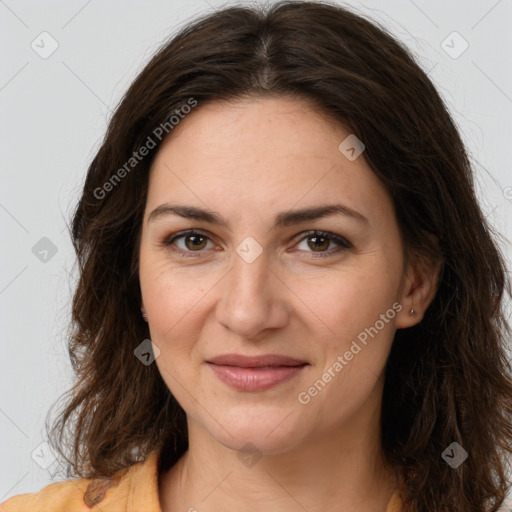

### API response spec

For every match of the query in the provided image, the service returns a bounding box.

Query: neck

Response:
[159,405,398,512]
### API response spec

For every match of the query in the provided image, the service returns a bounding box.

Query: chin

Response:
[205,405,308,455]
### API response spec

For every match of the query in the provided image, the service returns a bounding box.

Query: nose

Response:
[215,248,290,340]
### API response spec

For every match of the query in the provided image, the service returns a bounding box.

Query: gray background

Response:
[1,0,511,505]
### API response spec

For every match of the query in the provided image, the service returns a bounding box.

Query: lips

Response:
[207,353,307,368]
[206,353,308,391]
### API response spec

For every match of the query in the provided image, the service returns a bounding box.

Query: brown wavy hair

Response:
[46,1,512,510]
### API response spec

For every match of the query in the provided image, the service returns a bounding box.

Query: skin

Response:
[138,96,440,512]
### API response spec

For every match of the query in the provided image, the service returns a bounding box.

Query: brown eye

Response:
[183,233,208,251]
[162,229,351,259]
[162,230,215,257]
[295,230,352,258]
[307,234,330,252]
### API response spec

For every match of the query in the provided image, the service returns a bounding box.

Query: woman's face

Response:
[138,96,420,454]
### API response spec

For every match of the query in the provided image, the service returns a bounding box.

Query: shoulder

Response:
[0,477,93,512]
[0,449,162,512]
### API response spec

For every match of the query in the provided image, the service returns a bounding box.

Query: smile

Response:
[206,353,308,392]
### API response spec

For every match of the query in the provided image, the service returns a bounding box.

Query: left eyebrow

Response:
[147,203,369,229]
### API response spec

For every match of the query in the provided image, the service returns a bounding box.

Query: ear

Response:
[395,252,442,329]
[140,303,148,322]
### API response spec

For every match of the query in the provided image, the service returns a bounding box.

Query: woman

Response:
[2,1,511,511]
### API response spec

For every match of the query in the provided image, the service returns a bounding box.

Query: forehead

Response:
[154,95,347,165]
[145,96,391,225]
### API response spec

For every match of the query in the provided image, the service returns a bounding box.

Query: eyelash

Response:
[160,229,353,259]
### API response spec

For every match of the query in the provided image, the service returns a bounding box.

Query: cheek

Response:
[294,255,401,401]
[293,256,402,340]
[140,262,210,401]
[140,252,215,336]
[296,277,398,426]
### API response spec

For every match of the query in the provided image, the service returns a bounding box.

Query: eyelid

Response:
[161,229,352,258]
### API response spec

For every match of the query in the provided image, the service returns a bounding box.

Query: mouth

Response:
[206,353,309,391]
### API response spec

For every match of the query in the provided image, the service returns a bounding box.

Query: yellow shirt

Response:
[1,448,403,511]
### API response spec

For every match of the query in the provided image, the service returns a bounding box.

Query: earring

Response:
[141,307,148,321]
[409,308,416,316]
